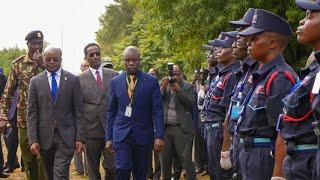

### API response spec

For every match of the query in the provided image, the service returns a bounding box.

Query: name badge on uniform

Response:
[125,105,132,117]
[230,105,244,122]
[312,72,320,94]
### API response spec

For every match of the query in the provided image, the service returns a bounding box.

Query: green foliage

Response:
[97,0,312,79]
[0,47,26,76]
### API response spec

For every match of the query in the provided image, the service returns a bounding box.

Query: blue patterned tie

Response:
[51,71,58,101]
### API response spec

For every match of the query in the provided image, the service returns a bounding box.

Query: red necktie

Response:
[96,71,103,91]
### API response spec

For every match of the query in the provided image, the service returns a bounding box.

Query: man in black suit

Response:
[27,47,84,180]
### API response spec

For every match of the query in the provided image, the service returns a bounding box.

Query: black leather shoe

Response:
[3,168,13,173]
[0,172,9,178]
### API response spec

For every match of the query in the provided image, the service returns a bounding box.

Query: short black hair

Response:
[84,43,100,57]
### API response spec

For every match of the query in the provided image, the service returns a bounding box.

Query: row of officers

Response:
[197,0,320,180]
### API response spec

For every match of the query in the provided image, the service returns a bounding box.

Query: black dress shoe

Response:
[3,168,13,173]
[0,172,9,178]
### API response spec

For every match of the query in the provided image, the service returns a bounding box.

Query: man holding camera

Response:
[160,64,196,180]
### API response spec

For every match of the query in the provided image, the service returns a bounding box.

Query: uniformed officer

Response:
[205,32,240,180]
[237,9,298,180]
[0,30,47,180]
[275,1,320,179]
[220,8,258,180]
[293,1,320,180]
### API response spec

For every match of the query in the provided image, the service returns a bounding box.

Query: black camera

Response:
[167,63,175,83]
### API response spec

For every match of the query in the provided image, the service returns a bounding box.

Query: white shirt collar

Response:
[89,65,103,75]
[46,67,62,78]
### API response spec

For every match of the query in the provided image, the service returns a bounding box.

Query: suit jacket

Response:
[162,80,196,133]
[27,69,84,150]
[79,68,118,140]
[106,71,164,145]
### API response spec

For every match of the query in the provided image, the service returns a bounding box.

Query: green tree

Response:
[97,0,311,78]
[0,47,26,76]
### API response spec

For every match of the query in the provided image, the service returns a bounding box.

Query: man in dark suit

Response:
[106,46,164,179]
[27,47,84,180]
[79,43,118,180]
[160,64,196,180]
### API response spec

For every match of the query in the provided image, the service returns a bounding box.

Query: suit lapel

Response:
[133,71,145,105]
[40,71,54,106]
[121,73,130,104]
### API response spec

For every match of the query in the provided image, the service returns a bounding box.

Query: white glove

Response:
[220,151,232,170]
[271,177,286,180]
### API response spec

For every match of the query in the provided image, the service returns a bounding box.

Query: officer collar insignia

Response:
[37,32,42,38]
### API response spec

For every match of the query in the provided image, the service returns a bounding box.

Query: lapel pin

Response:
[65,77,68,81]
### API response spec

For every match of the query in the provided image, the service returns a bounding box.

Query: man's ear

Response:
[268,37,279,49]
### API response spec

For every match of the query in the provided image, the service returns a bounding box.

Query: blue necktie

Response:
[51,72,58,101]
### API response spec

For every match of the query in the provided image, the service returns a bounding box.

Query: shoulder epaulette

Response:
[12,55,25,64]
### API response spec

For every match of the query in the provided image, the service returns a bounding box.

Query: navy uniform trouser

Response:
[283,151,316,180]
[239,146,274,180]
[205,123,233,180]
[313,149,320,180]
[194,121,208,171]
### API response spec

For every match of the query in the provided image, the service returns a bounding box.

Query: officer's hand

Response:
[154,138,164,152]
[160,77,169,90]
[170,82,181,92]
[271,177,286,180]
[30,143,40,156]
[106,140,114,153]
[220,151,232,170]
[32,51,43,62]
[75,141,83,153]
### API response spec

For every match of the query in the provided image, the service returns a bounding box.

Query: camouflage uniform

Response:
[0,54,47,180]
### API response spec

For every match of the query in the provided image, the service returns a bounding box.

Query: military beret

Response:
[239,9,292,37]
[229,8,256,27]
[25,30,43,42]
[296,0,320,11]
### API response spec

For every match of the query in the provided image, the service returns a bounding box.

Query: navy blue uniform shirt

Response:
[238,55,298,139]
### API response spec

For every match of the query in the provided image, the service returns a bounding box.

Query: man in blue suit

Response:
[106,46,165,179]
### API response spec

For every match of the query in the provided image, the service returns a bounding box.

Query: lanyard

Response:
[126,75,138,105]
[290,79,301,93]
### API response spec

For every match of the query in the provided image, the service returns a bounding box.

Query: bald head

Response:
[123,46,141,75]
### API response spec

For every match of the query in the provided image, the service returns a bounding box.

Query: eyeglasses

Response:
[88,52,101,57]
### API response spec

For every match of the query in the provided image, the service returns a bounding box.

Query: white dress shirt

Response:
[89,65,103,81]
[46,68,62,90]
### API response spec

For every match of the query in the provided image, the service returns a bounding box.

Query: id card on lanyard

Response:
[125,75,138,117]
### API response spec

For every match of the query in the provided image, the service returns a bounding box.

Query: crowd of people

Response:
[0,0,319,180]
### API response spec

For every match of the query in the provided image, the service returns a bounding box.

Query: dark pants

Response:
[283,151,316,180]
[161,125,196,180]
[205,124,233,180]
[239,146,274,180]
[86,138,115,180]
[230,134,241,180]
[194,121,207,171]
[114,131,152,180]
[313,149,320,180]
[4,124,20,170]
[40,129,74,180]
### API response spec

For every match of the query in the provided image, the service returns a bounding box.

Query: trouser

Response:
[40,129,74,180]
[230,134,241,180]
[313,149,320,180]
[114,131,152,180]
[161,125,196,180]
[205,123,233,180]
[283,151,316,180]
[239,146,274,180]
[194,121,207,171]
[86,138,115,180]
[19,128,47,180]
[4,124,20,170]
[171,150,182,180]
